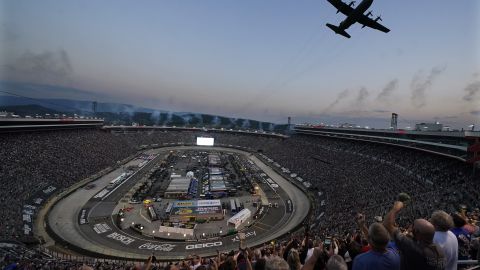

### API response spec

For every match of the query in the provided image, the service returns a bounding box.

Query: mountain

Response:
[0,81,108,101]
[0,95,159,114]
[0,104,61,116]
[0,81,287,130]
[0,102,287,131]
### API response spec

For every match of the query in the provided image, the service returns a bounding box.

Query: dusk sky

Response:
[1,0,479,128]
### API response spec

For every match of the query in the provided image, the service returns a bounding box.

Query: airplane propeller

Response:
[375,16,382,22]
[348,1,356,7]
[366,11,373,17]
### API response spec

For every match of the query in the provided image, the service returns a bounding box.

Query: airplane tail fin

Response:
[326,23,351,38]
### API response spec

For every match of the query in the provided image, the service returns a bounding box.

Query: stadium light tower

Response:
[390,113,398,130]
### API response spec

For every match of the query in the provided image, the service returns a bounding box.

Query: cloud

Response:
[471,110,480,116]
[0,22,19,42]
[324,89,349,111]
[376,79,398,102]
[336,110,371,117]
[463,81,480,102]
[439,115,458,119]
[372,109,390,113]
[410,65,446,108]
[0,49,74,86]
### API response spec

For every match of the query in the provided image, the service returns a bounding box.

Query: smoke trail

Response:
[410,65,446,108]
[242,119,250,128]
[1,49,74,85]
[213,116,220,125]
[377,79,398,101]
[151,110,161,125]
[463,81,480,101]
[355,87,369,104]
[325,89,350,111]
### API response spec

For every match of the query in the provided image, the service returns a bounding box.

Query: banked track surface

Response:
[45,146,310,260]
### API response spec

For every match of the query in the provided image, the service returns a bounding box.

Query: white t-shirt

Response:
[433,230,458,270]
[305,248,314,262]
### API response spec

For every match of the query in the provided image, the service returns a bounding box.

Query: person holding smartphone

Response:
[236,232,253,270]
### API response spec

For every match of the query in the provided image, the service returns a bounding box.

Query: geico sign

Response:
[186,242,222,250]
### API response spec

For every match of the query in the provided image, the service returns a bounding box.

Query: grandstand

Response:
[296,125,480,163]
[0,117,104,132]
[0,125,478,269]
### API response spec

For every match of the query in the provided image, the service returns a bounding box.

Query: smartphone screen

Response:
[324,238,331,246]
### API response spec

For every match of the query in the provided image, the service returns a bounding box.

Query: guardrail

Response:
[38,151,144,259]
[253,153,315,233]
[459,260,479,270]
[40,144,318,261]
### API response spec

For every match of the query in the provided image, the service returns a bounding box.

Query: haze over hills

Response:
[0,102,284,131]
[1,81,466,130]
[0,82,286,130]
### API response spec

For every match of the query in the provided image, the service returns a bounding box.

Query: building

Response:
[415,122,443,132]
[227,208,251,229]
[208,168,228,197]
[164,177,191,198]
[209,167,223,175]
[169,200,224,222]
[210,177,227,196]
[208,154,221,166]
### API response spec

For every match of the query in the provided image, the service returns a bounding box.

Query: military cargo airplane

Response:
[326,0,390,38]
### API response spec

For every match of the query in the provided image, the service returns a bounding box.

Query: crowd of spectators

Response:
[0,128,479,269]
[2,201,479,269]
[0,130,189,240]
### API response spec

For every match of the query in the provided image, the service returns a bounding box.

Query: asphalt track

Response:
[47,146,310,260]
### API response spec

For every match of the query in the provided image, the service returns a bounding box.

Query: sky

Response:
[0,0,479,128]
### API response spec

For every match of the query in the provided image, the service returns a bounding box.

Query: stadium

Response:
[0,117,479,269]
[1,1,480,269]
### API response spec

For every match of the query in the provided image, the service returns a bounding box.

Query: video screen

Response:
[196,137,214,146]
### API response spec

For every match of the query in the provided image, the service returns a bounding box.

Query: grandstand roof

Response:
[295,126,474,161]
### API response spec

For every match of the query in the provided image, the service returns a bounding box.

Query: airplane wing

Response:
[327,0,355,16]
[356,14,390,33]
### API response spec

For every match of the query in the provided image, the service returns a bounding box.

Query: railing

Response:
[459,260,479,270]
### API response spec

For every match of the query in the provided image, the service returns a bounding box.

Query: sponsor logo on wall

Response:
[79,209,89,225]
[186,242,222,250]
[93,223,111,234]
[94,189,109,199]
[106,232,135,245]
[232,231,256,242]
[138,243,176,252]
